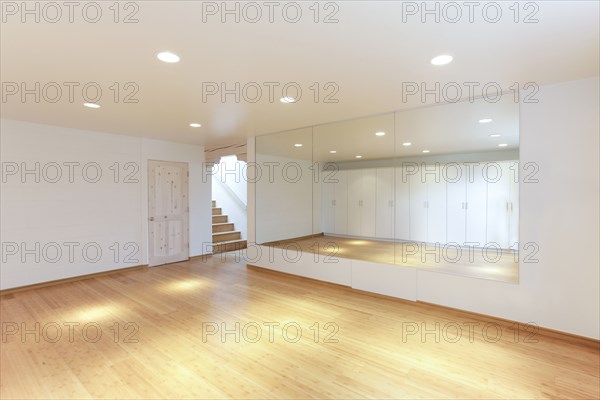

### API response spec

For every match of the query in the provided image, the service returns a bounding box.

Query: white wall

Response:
[248,77,600,339]
[0,119,212,289]
[418,76,600,339]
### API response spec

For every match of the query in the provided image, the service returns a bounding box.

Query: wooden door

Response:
[148,160,189,267]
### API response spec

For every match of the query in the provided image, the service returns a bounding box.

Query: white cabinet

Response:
[394,167,410,240]
[465,162,488,246]
[446,164,467,244]
[486,161,519,248]
[409,169,428,242]
[321,161,518,249]
[321,169,347,235]
[409,164,446,243]
[321,173,335,234]
[333,170,348,235]
[376,168,394,239]
[426,165,447,244]
[348,169,377,237]
[508,164,519,249]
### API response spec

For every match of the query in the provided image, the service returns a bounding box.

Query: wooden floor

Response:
[267,235,519,283]
[1,254,598,399]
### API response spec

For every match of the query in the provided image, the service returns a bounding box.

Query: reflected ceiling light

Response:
[375,131,386,136]
[489,133,501,138]
[498,143,508,147]
[355,155,363,159]
[430,54,453,66]
[156,51,180,63]
[329,150,337,154]
[422,150,430,153]
[402,142,412,146]
[280,96,296,103]
[479,118,493,123]
[294,143,303,147]
[189,123,202,128]
[83,102,100,109]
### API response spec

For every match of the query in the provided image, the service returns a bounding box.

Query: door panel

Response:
[321,175,335,234]
[148,160,189,267]
[347,170,362,236]
[466,163,488,246]
[446,164,466,244]
[376,168,394,239]
[334,170,348,235]
[486,161,511,248]
[409,168,428,242]
[508,161,519,249]
[394,167,410,240]
[426,164,447,244]
[361,169,377,237]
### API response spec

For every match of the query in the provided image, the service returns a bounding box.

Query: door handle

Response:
[149,217,155,221]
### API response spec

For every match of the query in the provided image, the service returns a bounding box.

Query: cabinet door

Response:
[376,168,394,239]
[361,169,377,237]
[508,161,519,249]
[426,164,447,244]
[465,162,488,246]
[446,164,466,244]
[321,173,335,234]
[409,167,428,242]
[394,167,410,240]
[333,170,348,235]
[347,169,362,236]
[486,161,511,248]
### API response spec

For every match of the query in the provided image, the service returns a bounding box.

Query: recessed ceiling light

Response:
[489,133,501,138]
[375,131,386,136]
[156,51,180,63]
[189,123,202,128]
[329,150,337,154]
[294,143,303,147]
[280,97,296,104]
[498,143,508,147]
[83,103,100,109]
[431,54,453,66]
[422,150,430,153]
[479,118,493,123]
[355,155,363,159]
[402,142,412,146]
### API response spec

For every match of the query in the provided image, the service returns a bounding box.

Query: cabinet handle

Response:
[510,202,513,212]
[506,202,509,211]
[465,202,468,210]
[332,200,336,206]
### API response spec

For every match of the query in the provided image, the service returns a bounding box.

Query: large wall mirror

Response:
[255,96,519,283]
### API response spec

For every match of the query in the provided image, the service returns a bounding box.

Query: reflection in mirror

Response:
[394,96,519,282]
[254,95,519,283]
[255,127,313,244]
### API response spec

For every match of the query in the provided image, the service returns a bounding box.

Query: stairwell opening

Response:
[211,155,248,254]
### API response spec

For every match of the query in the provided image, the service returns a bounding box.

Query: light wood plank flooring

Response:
[266,235,519,283]
[1,254,597,399]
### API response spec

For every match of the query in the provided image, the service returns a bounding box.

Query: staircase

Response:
[212,200,247,253]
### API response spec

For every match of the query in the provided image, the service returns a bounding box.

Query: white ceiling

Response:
[1,1,598,146]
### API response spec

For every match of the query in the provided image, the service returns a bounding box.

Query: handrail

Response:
[213,177,247,211]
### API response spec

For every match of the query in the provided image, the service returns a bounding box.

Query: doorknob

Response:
[149,217,155,221]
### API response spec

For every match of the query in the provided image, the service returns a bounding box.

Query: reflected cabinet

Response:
[320,161,518,249]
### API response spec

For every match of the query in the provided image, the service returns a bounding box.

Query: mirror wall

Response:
[255,96,519,282]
